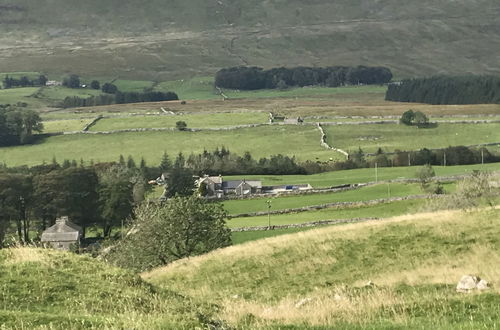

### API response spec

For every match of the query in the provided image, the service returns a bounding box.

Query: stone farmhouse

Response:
[40,216,82,250]
[197,175,262,197]
[196,175,312,197]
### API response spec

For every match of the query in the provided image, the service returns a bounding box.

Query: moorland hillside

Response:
[0,0,499,79]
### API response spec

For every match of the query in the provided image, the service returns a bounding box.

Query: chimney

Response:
[56,216,69,224]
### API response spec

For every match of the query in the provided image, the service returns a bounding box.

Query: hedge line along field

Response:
[222,182,425,215]
[144,207,500,329]
[324,122,500,154]
[0,125,337,167]
[89,112,268,131]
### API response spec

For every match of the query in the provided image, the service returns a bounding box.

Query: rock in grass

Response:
[456,275,489,293]
[477,279,490,291]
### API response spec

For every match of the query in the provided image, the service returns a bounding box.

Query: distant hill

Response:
[0,0,499,79]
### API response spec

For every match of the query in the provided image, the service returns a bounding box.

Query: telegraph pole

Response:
[266,200,272,228]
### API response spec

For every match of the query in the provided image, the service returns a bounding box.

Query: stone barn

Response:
[41,216,82,250]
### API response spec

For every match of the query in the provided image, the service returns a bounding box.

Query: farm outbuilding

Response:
[41,216,82,250]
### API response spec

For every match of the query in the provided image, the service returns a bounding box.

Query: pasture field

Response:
[0,125,334,167]
[112,79,154,92]
[0,87,44,107]
[42,119,90,133]
[228,198,427,228]
[222,182,424,215]
[225,162,500,188]
[90,112,268,131]
[145,207,500,329]
[324,122,500,154]
[37,86,103,102]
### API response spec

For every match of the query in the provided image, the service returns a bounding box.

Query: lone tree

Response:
[62,74,81,88]
[90,80,100,90]
[101,83,118,94]
[400,109,429,127]
[175,121,187,131]
[107,196,232,271]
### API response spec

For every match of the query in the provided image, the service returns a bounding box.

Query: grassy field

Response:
[90,112,268,131]
[325,123,500,154]
[0,125,334,167]
[225,162,500,188]
[42,119,90,133]
[223,182,424,215]
[0,87,43,106]
[145,207,500,329]
[0,248,215,328]
[228,198,427,228]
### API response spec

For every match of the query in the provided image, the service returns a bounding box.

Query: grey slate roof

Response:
[41,216,82,242]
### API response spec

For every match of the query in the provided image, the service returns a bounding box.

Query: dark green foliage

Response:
[175,120,187,131]
[60,91,178,108]
[97,165,134,237]
[386,76,500,104]
[62,74,80,88]
[101,82,118,94]
[400,110,429,127]
[159,151,172,173]
[0,173,33,245]
[165,153,195,197]
[90,80,100,89]
[184,148,306,176]
[0,105,43,146]
[108,196,232,271]
[215,65,392,90]
[400,110,415,125]
[3,75,47,88]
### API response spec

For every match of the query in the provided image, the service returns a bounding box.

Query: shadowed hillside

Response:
[0,0,499,79]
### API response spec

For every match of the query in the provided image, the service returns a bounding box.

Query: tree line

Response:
[385,76,500,104]
[0,104,43,146]
[215,65,393,90]
[61,91,178,108]
[3,75,48,88]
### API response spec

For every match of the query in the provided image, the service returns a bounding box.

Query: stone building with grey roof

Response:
[41,216,82,250]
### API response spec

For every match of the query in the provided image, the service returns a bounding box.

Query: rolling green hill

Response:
[145,207,500,329]
[0,248,218,329]
[0,0,499,79]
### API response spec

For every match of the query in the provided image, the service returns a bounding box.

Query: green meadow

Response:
[90,112,268,131]
[228,198,427,228]
[0,125,334,166]
[225,162,500,188]
[222,182,424,215]
[324,122,500,154]
[42,119,91,133]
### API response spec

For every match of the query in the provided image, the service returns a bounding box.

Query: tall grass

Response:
[145,207,500,328]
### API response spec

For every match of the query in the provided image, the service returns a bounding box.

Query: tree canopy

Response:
[107,196,232,271]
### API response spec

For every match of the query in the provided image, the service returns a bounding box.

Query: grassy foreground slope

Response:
[145,207,500,329]
[0,248,216,329]
[0,1,499,78]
